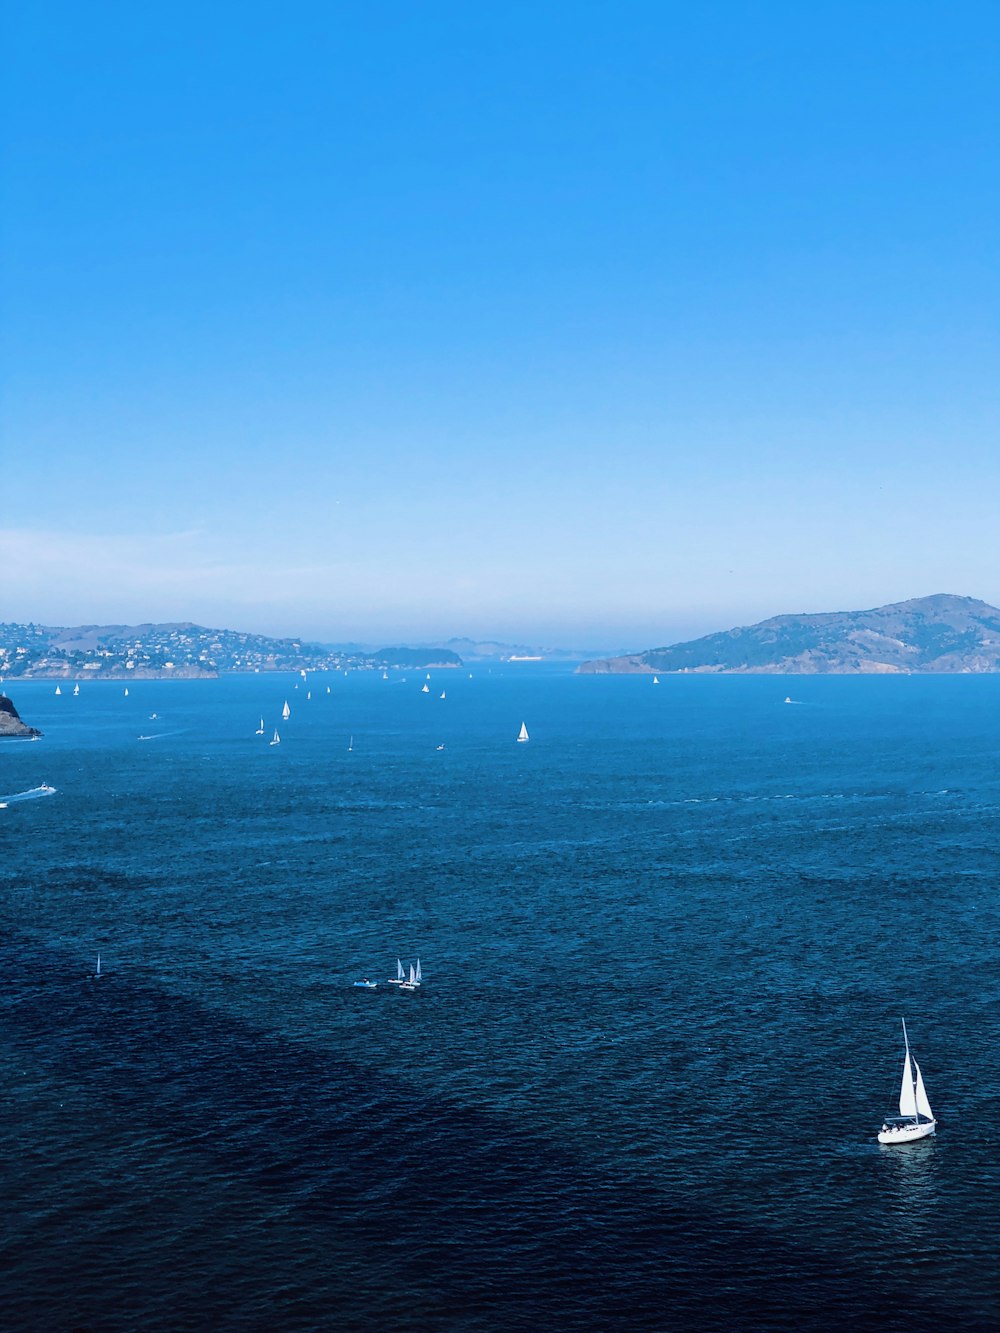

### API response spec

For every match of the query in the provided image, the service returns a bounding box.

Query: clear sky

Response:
[3,2,998,649]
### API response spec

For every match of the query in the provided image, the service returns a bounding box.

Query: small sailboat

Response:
[784,696,793,704]
[73,683,80,696]
[282,701,291,720]
[54,685,62,696]
[255,717,265,735]
[93,953,102,979]
[877,1018,936,1144]
[421,683,430,694]
[270,728,281,746]
[123,687,129,697]
[652,676,659,685]
[399,962,419,992]
[439,690,446,699]
[327,686,331,694]
[382,670,389,681]
[307,690,311,701]
[387,958,406,986]
[435,743,445,751]
[414,958,422,987]
[348,735,353,752]
[516,721,529,743]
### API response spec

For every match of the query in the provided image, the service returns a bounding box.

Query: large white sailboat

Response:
[282,700,291,720]
[877,1018,936,1143]
[387,958,406,986]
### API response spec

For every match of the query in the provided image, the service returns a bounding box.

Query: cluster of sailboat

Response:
[354,958,422,992]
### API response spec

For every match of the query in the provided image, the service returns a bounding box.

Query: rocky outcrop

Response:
[579,595,1000,675]
[0,695,42,738]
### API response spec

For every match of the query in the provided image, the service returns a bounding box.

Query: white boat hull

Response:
[877,1119,936,1144]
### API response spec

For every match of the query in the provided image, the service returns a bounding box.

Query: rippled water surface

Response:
[2,669,999,1329]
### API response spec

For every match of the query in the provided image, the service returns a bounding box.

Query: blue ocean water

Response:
[2,668,999,1330]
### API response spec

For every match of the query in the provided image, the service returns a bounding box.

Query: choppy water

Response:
[2,669,999,1330]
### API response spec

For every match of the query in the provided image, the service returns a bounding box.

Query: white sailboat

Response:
[382,671,389,680]
[421,683,430,694]
[282,700,291,720]
[652,676,659,685]
[124,687,129,697]
[399,962,419,992]
[270,728,281,746]
[387,958,406,986]
[414,958,422,987]
[440,690,446,699]
[55,685,62,696]
[73,683,80,696]
[877,1018,936,1143]
[348,735,353,752]
[516,721,529,743]
[255,717,265,735]
[94,953,102,979]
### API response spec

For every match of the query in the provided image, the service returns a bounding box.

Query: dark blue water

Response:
[2,669,999,1330]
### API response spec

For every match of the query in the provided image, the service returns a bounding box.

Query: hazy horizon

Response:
[4,5,999,640]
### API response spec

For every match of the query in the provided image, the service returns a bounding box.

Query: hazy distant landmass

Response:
[578,595,1000,675]
[0,621,462,680]
[439,637,613,662]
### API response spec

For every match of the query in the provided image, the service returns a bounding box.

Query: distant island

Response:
[578,595,1000,675]
[0,621,462,681]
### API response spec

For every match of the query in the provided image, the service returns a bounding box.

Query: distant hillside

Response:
[0,621,463,679]
[578,595,1000,675]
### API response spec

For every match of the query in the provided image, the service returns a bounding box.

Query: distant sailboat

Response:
[877,1018,936,1144]
[94,953,101,979]
[516,722,529,743]
[307,690,311,700]
[270,728,281,746]
[387,958,406,986]
[327,686,331,694]
[652,676,660,685]
[421,683,430,694]
[282,701,291,720]
[414,958,422,987]
[54,685,62,695]
[73,683,80,696]
[255,717,265,735]
[382,671,389,680]
[440,690,446,699]
[123,687,129,697]
[400,962,419,992]
[436,743,445,751]
[348,736,353,752]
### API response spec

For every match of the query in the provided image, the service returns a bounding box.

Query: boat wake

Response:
[0,784,57,805]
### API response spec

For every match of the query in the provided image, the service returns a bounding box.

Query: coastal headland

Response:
[578,595,1000,675]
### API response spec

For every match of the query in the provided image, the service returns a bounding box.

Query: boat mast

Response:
[901,1016,916,1125]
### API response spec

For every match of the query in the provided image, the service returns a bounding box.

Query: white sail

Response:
[124,687,129,697]
[73,683,80,695]
[440,691,446,699]
[96,953,101,976]
[408,963,416,984]
[914,1060,933,1120]
[898,1049,917,1119]
[282,701,290,720]
[421,683,429,693]
[415,958,422,983]
[517,722,529,742]
[271,729,281,745]
[652,676,659,684]
[55,685,62,695]
[397,958,405,980]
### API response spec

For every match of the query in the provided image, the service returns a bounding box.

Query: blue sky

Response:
[3,2,998,648]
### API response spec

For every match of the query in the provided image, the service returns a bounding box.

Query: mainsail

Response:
[898,1049,917,1119]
